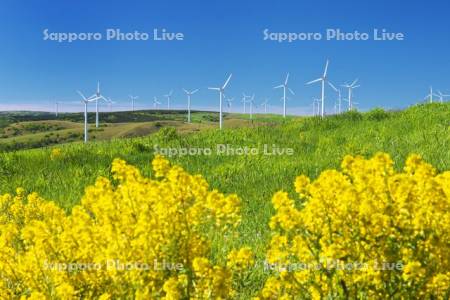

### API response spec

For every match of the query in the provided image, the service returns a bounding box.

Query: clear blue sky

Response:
[0,0,449,114]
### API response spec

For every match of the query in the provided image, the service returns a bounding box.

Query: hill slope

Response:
[1,102,448,215]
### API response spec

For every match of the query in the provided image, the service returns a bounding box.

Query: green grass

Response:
[0,103,449,297]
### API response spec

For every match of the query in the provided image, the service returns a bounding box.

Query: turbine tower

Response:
[208,74,232,130]
[183,88,199,123]
[274,73,294,118]
[328,82,342,114]
[90,82,108,128]
[55,101,59,117]
[341,79,360,111]
[77,90,99,143]
[306,60,332,118]
[164,90,173,110]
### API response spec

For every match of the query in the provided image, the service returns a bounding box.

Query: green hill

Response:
[1,102,448,214]
[0,110,275,151]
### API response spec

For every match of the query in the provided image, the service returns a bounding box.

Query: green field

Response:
[0,103,449,296]
[0,110,277,151]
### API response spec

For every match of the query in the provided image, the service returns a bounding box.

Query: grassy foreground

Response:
[0,103,449,296]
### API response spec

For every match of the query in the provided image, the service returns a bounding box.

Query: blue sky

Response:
[0,0,449,114]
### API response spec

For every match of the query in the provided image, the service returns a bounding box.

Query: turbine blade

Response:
[192,89,199,94]
[306,78,322,85]
[208,87,220,91]
[288,88,295,95]
[323,59,329,77]
[77,90,87,100]
[351,78,359,86]
[284,73,290,85]
[328,82,338,91]
[273,85,283,89]
[222,74,232,89]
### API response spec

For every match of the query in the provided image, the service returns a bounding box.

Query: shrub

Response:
[0,156,251,299]
[256,153,450,299]
[366,108,390,121]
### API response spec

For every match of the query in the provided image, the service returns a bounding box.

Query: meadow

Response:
[0,103,449,298]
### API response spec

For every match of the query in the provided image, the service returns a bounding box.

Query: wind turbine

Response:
[341,79,360,111]
[164,90,173,110]
[129,95,138,112]
[153,97,161,109]
[183,88,199,123]
[312,98,321,116]
[424,87,437,103]
[261,99,269,114]
[208,74,232,130]
[274,73,294,118]
[106,97,116,112]
[89,82,108,128]
[248,94,255,119]
[242,93,250,113]
[328,82,342,114]
[55,101,59,117]
[306,60,333,118]
[225,97,234,112]
[77,90,99,143]
[436,90,449,103]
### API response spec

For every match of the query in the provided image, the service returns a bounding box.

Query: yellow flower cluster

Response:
[257,153,450,299]
[2,152,449,298]
[0,155,247,299]
[50,148,62,160]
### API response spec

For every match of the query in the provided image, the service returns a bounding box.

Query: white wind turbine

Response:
[312,98,321,116]
[342,79,360,111]
[261,98,269,114]
[328,82,342,114]
[242,93,250,113]
[153,97,161,109]
[183,88,199,123]
[77,90,99,143]
[306,60,333,118]
[129,95,138,112]
[208,74,232,130]
[55,101,59,117]
[436,90,449,103]
[274,73,294,118]
[106,97,116,112]
[248,94,255,119]
[164,90,173,110]
[89,82,108,128]
[225,96,234,112]
[424,86,437,103]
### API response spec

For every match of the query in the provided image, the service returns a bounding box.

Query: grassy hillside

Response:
[0,110,276,151]
[0,103,449,296]
[1,102,448,217]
